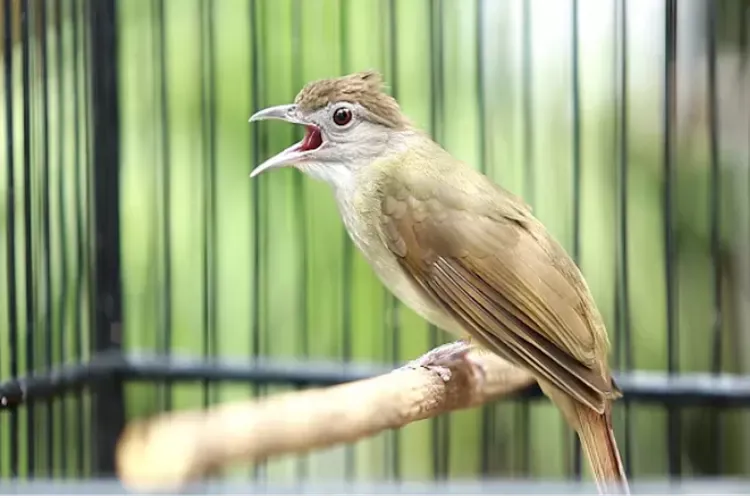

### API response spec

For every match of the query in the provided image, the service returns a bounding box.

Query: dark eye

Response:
[332,107,352,126]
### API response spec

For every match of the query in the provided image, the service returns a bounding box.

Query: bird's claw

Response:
[397,340,486,385]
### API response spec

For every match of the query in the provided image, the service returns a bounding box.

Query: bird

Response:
[248,70,629,494]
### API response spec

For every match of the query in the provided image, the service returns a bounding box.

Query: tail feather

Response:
[576,404,629,495]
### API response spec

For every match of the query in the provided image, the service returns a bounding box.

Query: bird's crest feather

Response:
[294,70,407,129]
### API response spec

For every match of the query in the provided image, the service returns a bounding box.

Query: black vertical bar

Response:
[39,0,53,476]
[475,0,487,178]
[614,0,633,478]
[290,0,308,482]
[148,0,160,416]
[522,0,534,208]
[428,0,448,480]
[569,0,583,480]
[662,0,680,479]
[474,0,494,478]
[248,0,264,481]
[3,0,20,479]
[84,0,96,475]
[383,0,401,482]
[386,0,401,482]
[88,0,125,476]
[156,0,172,413]
[520,0,533,476]
[570,0,581,268]
[20,0,36,478]
[706,0,723,474]
[0,0,3,463]
[40,0,54,478]
[745,0,750,315]
[200,0,217,411]
[741,3,748,70]
[746,4,750,375]
[71,0,85,477]
[200,0,208,411]
[338,0,356,482]
[249,0,261,371]
[249,0,262,374]
[54,0,68,476]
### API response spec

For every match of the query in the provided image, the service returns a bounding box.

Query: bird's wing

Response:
[378,170,613,412]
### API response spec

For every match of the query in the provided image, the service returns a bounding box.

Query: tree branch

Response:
[115,344,535,491]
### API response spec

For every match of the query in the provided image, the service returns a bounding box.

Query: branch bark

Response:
[115,345,535,491]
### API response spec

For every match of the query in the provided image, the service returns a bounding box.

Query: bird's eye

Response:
[332,107,352,127]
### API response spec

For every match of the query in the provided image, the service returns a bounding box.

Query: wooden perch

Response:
[115,344,536,491]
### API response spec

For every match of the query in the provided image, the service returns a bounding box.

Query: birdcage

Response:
[1,0,749,494]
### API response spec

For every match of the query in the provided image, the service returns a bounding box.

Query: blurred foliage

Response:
[0,0,749,484]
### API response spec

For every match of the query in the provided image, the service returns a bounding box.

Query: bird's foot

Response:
[397,340,486,384]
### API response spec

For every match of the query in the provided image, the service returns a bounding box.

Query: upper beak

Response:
[248,104,308,178]
[249,103,307,126]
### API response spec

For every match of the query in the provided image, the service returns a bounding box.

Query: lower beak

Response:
[248,139,305,178]
[248,103,308,178]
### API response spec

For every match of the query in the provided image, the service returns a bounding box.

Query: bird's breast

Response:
[334,181,461,335]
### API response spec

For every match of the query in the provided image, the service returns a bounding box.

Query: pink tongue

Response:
[299,126,322,151]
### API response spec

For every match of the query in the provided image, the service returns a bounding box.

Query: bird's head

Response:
[248,70,410,187]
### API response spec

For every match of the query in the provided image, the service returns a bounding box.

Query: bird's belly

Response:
[368,251,458,333]
[338,203,461,335]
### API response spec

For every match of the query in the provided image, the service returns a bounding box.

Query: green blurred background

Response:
[1,0,750,485]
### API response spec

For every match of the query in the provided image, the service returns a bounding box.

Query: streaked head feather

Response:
[294,70,407,129]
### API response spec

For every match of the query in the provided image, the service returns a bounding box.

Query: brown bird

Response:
[248,71,628,494]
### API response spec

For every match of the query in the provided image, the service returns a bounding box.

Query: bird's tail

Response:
[576,403,630,495]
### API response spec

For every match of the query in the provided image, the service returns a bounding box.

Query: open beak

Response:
[248,104,323,178]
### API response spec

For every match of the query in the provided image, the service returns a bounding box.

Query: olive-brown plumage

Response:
[249,71,629,494]
[378,158,616,406]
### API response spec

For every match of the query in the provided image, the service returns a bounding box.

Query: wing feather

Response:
[378,174,615,412]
